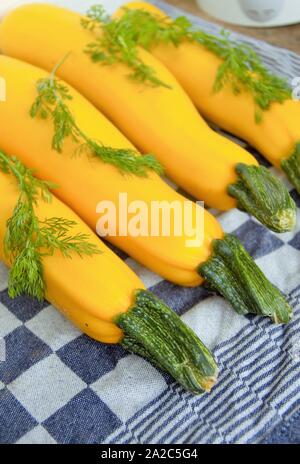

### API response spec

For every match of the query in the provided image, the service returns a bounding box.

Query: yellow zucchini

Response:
[118,2,300,192]
[0,152,218,394]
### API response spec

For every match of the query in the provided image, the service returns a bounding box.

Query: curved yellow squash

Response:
[0,168,146,344]
[0,162,221,395]
[122,2,300,168]
[0,55,223,287]
[0,2,258,211]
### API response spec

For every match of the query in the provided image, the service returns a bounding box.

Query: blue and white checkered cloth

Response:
[1,0,300,444]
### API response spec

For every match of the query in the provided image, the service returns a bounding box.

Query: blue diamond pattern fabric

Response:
[234,220,285,259]
[289,232,300,251]
[0,0,300,445]
[57,335,127,385]
[0,326,52,384]
[290,189,300,208]
[0,389,37,444]
[43,389,122,444]
[150,280,214,316]
[0,290,48,322]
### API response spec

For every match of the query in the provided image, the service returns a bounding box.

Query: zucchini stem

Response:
[115,290,218,394]
[198,234,292,324]
[281,143,300,194]
[228,163,296,233]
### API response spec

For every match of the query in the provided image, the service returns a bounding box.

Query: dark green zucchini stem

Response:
[198,234,292,324]
[115,290,218,394]
[281,143,300,194]
[228,163,296,233]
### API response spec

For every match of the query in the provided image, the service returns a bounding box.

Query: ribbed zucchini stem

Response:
[281,143,300,194]
[228,163,296,233]
[115,290,218,395]
[198,234,292,324]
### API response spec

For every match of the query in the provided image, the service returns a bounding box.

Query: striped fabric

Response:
[106,294,300,444]
[0,0,300,444]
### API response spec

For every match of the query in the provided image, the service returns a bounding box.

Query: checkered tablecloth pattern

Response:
[1,0,300,444]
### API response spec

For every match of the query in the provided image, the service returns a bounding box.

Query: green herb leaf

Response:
[81,6,291,120]
[0,151,101,300]
[30,54,163,176]
[82,5,171,88]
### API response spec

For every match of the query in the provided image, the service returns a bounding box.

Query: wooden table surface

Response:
[164,0,300,54]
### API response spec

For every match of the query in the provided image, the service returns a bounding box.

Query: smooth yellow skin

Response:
[0,56,223,286]
[0,170,147,344]
[122,2,300,168]
[0,3,258,210]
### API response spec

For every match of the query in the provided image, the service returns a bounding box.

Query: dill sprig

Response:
[192,29,292,123]
[0,151,100,301]
[81,5,171,88]
[81,5,291,121]
[30,55,163,176]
